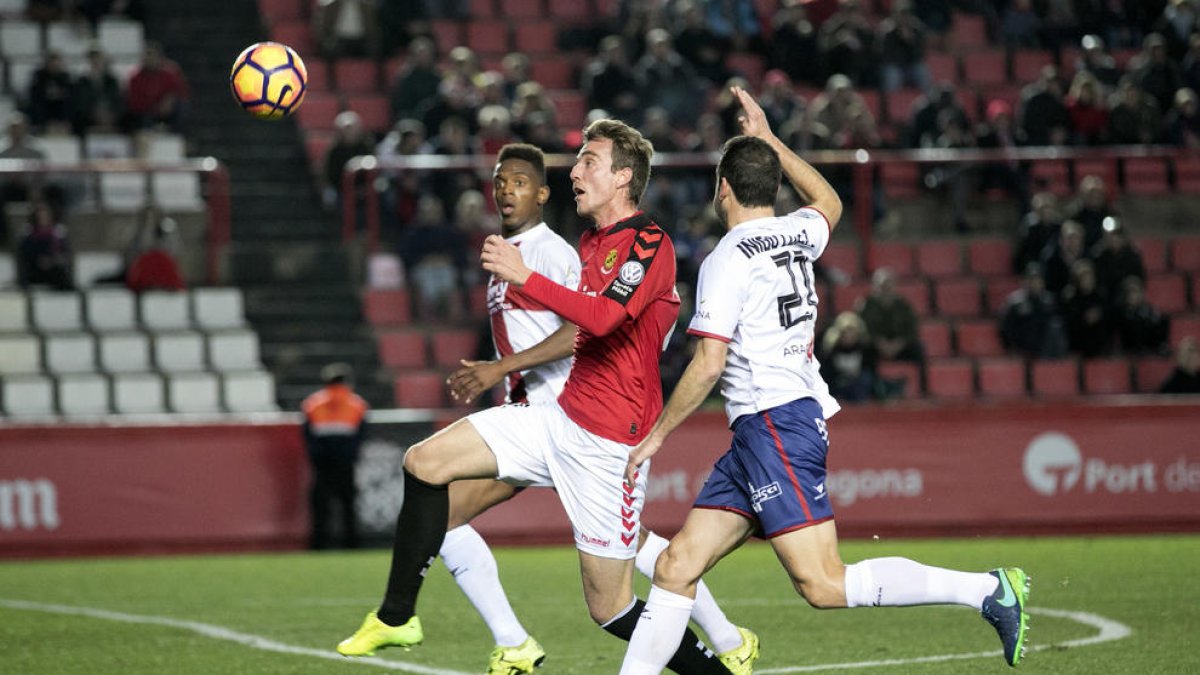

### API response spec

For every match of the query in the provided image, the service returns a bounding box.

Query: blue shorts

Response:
[694,398,834,538]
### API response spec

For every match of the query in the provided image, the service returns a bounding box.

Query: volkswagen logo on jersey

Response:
[618,260,645,285]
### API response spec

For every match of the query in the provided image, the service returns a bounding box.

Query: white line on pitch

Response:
[0,598,473,675]
[755,606,1132,673]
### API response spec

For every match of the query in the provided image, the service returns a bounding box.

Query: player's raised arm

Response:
[731,85,843,229]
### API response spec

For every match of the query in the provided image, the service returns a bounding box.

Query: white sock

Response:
[618,585,695,675]
[636,531,743,654]
[440,525,528,646]
[843,557,1000,610]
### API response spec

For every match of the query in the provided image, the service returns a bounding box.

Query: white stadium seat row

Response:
[0,287,246,333]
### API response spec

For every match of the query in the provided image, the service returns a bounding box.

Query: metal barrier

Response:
[0,157,231,284]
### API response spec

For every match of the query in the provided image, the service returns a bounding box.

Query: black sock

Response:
[603,598,731,675]
[376,469,449,626]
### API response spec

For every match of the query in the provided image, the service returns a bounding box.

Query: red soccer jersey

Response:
[524,212,679,444]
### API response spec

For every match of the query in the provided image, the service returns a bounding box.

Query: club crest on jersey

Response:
[618,260,645,285]
[602,248,619,274]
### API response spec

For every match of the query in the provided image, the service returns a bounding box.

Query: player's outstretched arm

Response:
[731,85,843,229]
[625,337,728,485]
[447,323,577,403]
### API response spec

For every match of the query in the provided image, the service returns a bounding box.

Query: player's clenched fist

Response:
[481,234,533,286]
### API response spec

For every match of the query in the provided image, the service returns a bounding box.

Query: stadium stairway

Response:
[141,0,393,409]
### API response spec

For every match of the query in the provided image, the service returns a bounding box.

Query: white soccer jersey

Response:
[486,222,581,404]
[688,206,841,424]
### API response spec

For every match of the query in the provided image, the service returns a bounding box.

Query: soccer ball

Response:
[229,42,307,119]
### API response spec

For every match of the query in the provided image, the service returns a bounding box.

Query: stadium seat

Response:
[934,278,983,317]
[151,173,204,212]
[1194,278,1200,311]
[167,372,221,414]
[304,131,333,174]
[1030,359,1080,397]
[977,357,1027,398]
[1012,51,1055,83]
[985,277,1022,313]
[0,21,41,59]
[467,20,510,56]
[74,251,123,288]
[41,135,82,164]
[305,59,331,92]
[31,291,83,332]
[56,373,110,417]
[1170,237,1200,272]
[1136,238,1169,274]
[99,172,149,211]
[1170,314,1200,347]
[1174,156,1200,193]
[347,94,391,133]
[880,162,921,199]
[222,370,278,412]
[333,58,379,93]
[0,375,55,417]
[1083,358,1132,395]
[430,20,464,52]
[925,359,975,399]
[470,0,497,18]
[955,318,1005,357]
[820,242,861,280]
[1133,357,1175,393]
[0,254,13,288]
[257,0,305,24]
[516,22,558,56]
[0,335,41,375]
[378,330,428,368]
[141,132,186,161]
[919,319,953,358]
[530,59,574,89]
[915,241,964,278]
[549,90,587,131]
[832,281,870,314]
[500,0,544,18]
[6,57,40,97]
[1144,274,1188,314]
[99,332,151,373]
[857,90,882,123]
[44,333,96,374]
[967,239,1012,277]
[876,360,922,399]
[1029,160,1072,196]
[895,279,932,316]
[1123,158,1170,195]
[549,0,590,20]
[97,17,145,58]
[363,288,412,326]
[885,88,922,126]
[0,291,29,331]
[85,288,137,332]
[394,371,446,408]
[192,287,246,330]
[45,21,88,57]
[1074,158,1117,190]
[293,92,340,132]
[431,328,481,368]
[140,291,191,331]
[866,241,915,277]
[926,52,959,83]
[208,330,261,371]
[112,372,166,414]
[152,331,206,372]
[961,50,1006,87]
[269,20,315,57]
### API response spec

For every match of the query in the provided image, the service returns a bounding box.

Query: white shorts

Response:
[467,401,648,559]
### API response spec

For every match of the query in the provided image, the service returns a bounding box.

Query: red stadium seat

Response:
[1170,314,1200,347]
[919,319,953,358]
[550,90,587,131]
[832,280,871,313]
[1029,160,1072,196]
[363,289,412,326]
[1145,273,1188,314]
[1030,359,1080,397]
[915,240,964,278]
[926,53,959,84]
[501,0,544,18]
[977,357,1027,398]
[951,12,988,48]
[303,130,332,173]
[270,20,316,58]
[877,360,922,399]
[305,59,331,92]
[467,20,511,56]
[334,59,379,93]
[430,20,464,52]
[1012,50,1055,83]
[378,330,428,368]
[884,88,922,126]
[293,92,340,131]
[1134,357,1175,393]
[1083,358,1132,395]
[858,89,883,123]
[726,52,766,89]
[962,50,1007,87]
[516,22,559,56]
[880,162,921,199]
[1194,278,1200,311]
[895,279,931,316]
[925,359,975,399]
[1073,158,1117,191]
[955,318,1004,357]
[968,239,1013,277]
[258,0,305,24]
[985,277,1021,313]
[1123,158,1170,195]
[430,328,481,368]
[1135,238,1169,274]
[866,241,915,276]
[1170,236,1200,273]
[530,59,574,89]
[820,242,861,280]
[346,94,390,133]
[976,84,1022,117]
[1175,157,1200,193]
[549,0,591,20]
[934,278,983,317]
[394,371,446,408]
[384,56,406,84]
[470,0,497,18]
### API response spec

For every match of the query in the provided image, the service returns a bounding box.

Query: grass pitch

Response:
[1,534,1197,674]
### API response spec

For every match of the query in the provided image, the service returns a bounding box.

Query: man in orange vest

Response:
[302,363,369,549]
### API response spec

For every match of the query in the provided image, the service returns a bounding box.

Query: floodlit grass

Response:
[1,534,1197,674]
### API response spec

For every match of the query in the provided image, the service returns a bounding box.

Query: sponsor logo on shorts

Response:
[581,533,611,548]
[750,481,782,513]
[813,482,826,501]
